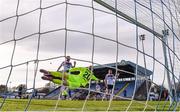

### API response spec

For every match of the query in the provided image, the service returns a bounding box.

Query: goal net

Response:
[0,0,180,111]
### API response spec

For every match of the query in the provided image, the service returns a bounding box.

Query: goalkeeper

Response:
[40,66,98,88]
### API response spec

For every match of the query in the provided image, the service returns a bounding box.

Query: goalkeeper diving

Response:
[40,66,99,88]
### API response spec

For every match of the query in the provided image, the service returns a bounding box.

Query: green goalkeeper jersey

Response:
[68,67,98,87]
[49,67,98,88]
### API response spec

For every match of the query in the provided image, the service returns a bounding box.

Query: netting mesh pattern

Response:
[0,0,180,111]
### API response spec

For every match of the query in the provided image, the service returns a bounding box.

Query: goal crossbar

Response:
[94,0,163,38]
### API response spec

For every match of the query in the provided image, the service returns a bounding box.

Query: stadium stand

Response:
[43,60,153,100]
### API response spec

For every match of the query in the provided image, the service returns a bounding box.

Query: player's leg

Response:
[41,71,62,81]
[42,77,67,86]
[40,69,64,78]
[51,79,62,84]
[41,75,53,81]
[108,85,113,100]
[68,89,72,99]
[40,69,81,88]
[40,69,50,76]
[52,73,69,85]
[102,89,107,101]
[49,71,64,78]
[40,69,69,85]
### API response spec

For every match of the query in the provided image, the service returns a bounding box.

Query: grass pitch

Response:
[0,98,179,111]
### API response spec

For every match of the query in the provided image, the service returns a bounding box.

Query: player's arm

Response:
[91,74,99,81]
[73,61,76,68]
[104,75,108,88]
[57,62,64,71]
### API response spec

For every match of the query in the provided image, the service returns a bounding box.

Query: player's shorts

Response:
[49,71,84,88]
[107,85,113,90]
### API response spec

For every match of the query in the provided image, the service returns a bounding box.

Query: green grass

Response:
[0,98,179,111]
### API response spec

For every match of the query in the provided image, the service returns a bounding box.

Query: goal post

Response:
[0,0,180,111]
[94,0,163,38]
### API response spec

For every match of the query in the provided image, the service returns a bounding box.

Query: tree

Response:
[16,84,26,99]
[16,84,26,90]
[0,85,7,93]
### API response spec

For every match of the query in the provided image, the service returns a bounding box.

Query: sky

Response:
[0,0,180,89]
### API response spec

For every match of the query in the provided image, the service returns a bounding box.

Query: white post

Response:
[162,29,173,104]
[139,34,149,98]
[26,62,28,90]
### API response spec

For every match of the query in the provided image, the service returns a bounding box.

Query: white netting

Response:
[0,0,180,111]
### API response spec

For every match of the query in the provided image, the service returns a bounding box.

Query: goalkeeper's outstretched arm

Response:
[91,74,99,81]
[57,62,63,71]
